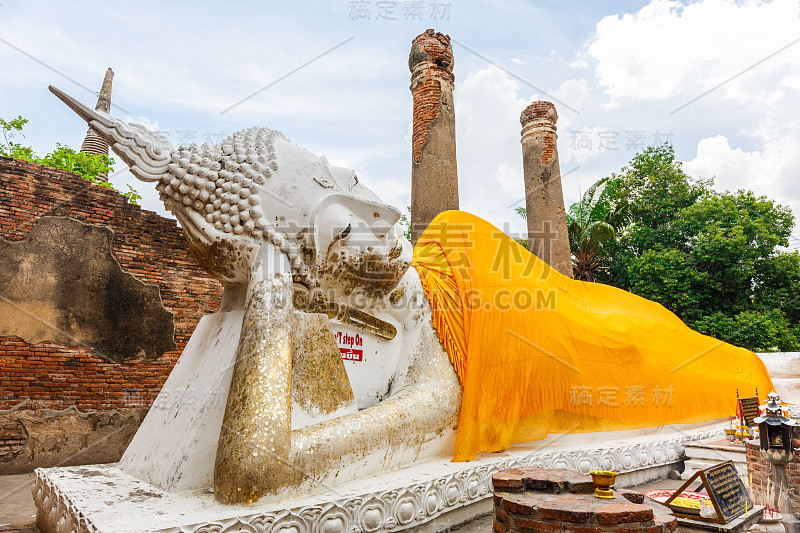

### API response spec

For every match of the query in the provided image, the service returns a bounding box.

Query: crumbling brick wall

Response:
[0,157,221,464]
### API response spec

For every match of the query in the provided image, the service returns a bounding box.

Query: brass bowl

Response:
[590,470,618,499]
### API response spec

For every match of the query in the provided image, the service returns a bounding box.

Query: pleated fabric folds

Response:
[412,211,774,462]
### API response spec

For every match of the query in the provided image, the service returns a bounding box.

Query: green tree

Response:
[398,206,412,241]
[513,207,531,250]
[516,176,630,281]
[566,176,630,281]
[601,144,800,351]
[1,115,140,204]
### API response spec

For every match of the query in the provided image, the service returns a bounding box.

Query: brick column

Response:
[520,102,572,278]
[409,29,458,245]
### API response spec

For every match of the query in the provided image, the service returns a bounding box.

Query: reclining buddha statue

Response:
[50,86,773,505]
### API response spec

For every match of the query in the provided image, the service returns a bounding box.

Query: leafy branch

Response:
[0,115,141,204]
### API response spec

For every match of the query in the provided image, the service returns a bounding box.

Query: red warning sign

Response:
[339,347,363,361]
[335,331,364,362]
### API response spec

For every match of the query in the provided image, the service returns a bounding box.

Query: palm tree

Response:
[517,177,629,281]
[567,176,629,281]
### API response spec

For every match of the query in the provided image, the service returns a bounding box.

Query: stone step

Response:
[684,444,747,463]
[682,437,750,480]
[683,459,748,480]
[684,436,748,460]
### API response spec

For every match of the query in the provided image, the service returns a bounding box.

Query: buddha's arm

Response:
[277,321,461,495]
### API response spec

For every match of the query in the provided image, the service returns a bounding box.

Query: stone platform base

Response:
[491,468,678,533]
[683,437,748,479]
[33,424,723,533]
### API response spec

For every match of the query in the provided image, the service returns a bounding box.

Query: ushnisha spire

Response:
[408,29,459,245]
[79,68,114,178]
[520,101,572,278]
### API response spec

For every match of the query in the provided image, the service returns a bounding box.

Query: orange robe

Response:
[412,211,774,462]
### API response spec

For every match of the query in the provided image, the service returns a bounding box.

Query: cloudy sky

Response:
[2,0,799,245]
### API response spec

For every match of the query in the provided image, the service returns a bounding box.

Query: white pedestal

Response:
[34,423,723,533]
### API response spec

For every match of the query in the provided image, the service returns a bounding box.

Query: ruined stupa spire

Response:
[79,68,114,178]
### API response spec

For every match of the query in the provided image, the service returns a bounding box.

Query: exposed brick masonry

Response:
[0,157,222,453]
[409,30,453,163]
[520,102,557,165]
[411,77,443,164]
[492,467,677,533]
[408,29,459,244]
[520,101,572,278]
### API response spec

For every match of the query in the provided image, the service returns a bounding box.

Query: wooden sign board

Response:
[738,397,759,427]
[663,461,752,524]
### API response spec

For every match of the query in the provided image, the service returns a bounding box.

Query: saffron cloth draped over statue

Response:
[412,211,774,462]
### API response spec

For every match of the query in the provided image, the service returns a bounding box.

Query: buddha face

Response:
[314,197,412,305]
[169,138,411,306]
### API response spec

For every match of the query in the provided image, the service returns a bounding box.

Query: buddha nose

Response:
[369,218,393,241]
[363,203,402,241]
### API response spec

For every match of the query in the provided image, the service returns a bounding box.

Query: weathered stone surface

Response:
[539,497,594,522]
[520,101,572,278]
[515,517,564,532]
[502,494,536,515]
[0,404,147,474]
[0,216,176,361]
[595,503,653,525]
[409,29,459,244]
[493,466,593,494]
[532,468,594,494]
[493,467,527,491]
[494,468,672,533]
[291,312,355,416]
[616,488,645,504]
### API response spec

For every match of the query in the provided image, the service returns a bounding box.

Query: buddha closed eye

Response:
[315,203,411,304]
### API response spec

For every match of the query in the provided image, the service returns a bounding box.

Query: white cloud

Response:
[683,135,800,231]
[454,65,529,234]
[454,68,613,235]
[569,59,589,70]
[684,135,775,192]
[585,0,800,237]
[560,126,621,165]
[124,115,160,134]
[549,78,589,125]
[587,0,800,105]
